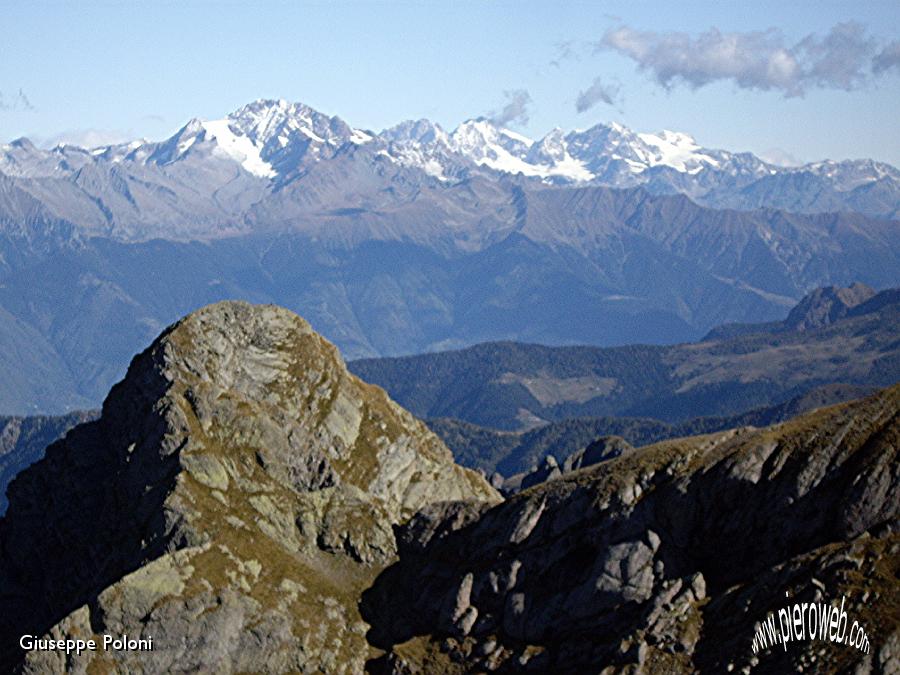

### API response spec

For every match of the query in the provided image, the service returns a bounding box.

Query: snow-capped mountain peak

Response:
[382,119,451,147]
[634,130,721,173]
[142,99,374,177]
[445,119,542,176]
[527,128,567,163]
[113,99,374,179]
[117,116,274,178]
[228,99,343,148]
[1,99,896,219]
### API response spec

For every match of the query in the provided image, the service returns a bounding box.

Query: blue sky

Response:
[2,0,899,165]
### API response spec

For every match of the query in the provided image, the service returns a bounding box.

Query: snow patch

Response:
[549,154,594,181]
[350,129,373,144]
[201,120,275,178]
[499,127,534,146]
[636,130,720,173]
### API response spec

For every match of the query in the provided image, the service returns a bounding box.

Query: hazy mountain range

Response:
[350,284,900,429]
[1,99,899,414]
[425,383,877,479]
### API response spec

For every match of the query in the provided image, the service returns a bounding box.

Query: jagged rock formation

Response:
[503,437,634,494]
[562,435,633,473]
[0,301,498,673]
[361,386,900,673]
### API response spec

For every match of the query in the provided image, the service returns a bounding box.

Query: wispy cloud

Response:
[37,128,133,149]
[576,77,621,112]
[550,40,579,68]
[759,147,804,167]
[873,40,900,74]
[490,89,532,127]
[598,22,898,97]
[0,88,36,112]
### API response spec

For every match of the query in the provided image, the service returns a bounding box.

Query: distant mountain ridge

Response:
[2,98,899,230]
[426,383,878,478]
[349,285,900,430]
[703,281,880,339]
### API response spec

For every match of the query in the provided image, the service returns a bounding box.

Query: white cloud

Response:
[759,147,804,167]
[37,128,134,149]
[598,22,896,97]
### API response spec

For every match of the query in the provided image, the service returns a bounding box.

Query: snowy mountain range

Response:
[1,99,898,413]
[3,98,899,225]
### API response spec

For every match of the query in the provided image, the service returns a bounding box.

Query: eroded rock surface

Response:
[0,301,498,673]
[362,387,900,674]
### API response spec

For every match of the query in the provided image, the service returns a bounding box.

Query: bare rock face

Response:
[563,435,633,472]
[504,436,634,494]
[362,386,900,673]
[783,282,876,332]
[0,301,498,673]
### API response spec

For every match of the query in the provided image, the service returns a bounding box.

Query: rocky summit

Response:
[0,301,498,673]
[0,301,897,674]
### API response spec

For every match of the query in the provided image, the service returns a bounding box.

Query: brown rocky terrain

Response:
[362,386,900,673]
[0,301,498,673]
[0,301,896,674]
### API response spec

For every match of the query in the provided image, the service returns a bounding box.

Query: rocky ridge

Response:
[0,301,897,674]
[499,436,636,494]
[362,386,900,673]
[0,301,497,673]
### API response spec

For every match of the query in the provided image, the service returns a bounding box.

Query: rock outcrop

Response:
[783,282,877,332]
[0,301,498,673]
[1,300,897,674]
[503,436,634,494]
[362,386,900,673]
